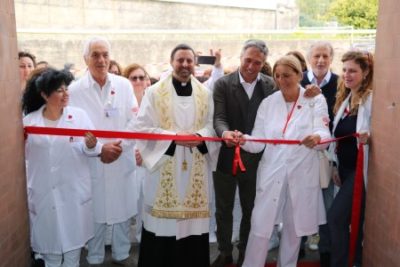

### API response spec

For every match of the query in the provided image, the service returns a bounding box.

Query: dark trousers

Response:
[213,162,258,255]
[138,227,210,267]
[319,181,335,253]
[327,168,365,267]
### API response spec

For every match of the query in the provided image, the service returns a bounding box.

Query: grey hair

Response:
[241,39,269,57]
[83,36,111,59]
[307,41,334,60]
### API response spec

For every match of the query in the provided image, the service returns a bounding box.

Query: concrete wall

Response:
[0,1,30,267]
[363,0,400,265]
[16,33,355,79]
[14,0,301,77]
[14,0,297,31]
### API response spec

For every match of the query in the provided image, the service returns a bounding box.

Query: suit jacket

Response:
[213,70,276,174]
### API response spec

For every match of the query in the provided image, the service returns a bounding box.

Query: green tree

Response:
[297,0,334,26]
[326,0,378,29]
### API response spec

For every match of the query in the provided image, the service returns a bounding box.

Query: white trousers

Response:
[242,193,301,267]
[42,248,81,267]
[86,220,131,264]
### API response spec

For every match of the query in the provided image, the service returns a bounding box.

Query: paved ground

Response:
[31,221,320,266]
[78,239,319,267]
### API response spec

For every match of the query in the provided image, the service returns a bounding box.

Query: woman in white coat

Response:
[22,69,101,267]
[327,51,373,267]
[240,55,331,267]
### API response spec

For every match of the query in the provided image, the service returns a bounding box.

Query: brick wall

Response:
[363,0,400,265]
[0,1,30,267]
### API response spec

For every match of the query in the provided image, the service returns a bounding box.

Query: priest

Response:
[134,43,218,267]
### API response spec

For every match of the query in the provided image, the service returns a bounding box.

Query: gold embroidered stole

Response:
[151,74,209,219]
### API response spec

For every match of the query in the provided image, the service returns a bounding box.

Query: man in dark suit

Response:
[211,39,276,267]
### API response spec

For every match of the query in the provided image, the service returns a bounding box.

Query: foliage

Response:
[326,0,378,29]
[297,0,334,27]
[297,0,378,29]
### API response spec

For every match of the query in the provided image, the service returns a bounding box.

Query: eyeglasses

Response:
[129,76,145,82]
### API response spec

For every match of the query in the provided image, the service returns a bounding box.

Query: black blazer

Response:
[213,70,276,174]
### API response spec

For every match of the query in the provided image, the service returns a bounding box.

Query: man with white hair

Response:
[68,37,138,266]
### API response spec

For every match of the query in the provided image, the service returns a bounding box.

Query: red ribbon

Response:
[348,142,365,267]
[24,126,222,142]
[232,145,246,175]
[24,126,365,263]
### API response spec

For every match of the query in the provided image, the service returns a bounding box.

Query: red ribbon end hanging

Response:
[232,144,246,175]
[348,143,365,267]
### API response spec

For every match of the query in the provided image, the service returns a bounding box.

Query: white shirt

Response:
[307,70,332,87]
[238,71,261,99]
[88,72,112,103]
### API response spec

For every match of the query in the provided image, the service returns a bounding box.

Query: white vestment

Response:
[135,74,219,239]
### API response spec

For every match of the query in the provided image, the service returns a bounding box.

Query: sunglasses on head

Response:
[129,75,145,81]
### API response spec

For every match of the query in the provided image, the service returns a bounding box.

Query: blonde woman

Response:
[240,55,330,267]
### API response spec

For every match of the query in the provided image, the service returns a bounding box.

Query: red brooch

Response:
[322,117,330,127]
[68,115,72,119]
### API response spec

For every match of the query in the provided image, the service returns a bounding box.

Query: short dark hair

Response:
[18,51,37,67]
[22,68,74,114]
[170,43,196,61]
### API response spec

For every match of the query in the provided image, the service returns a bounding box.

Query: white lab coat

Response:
[68,71,138,224]
[242,88,331,239]
[24,106,101,254]
[329,92,372,188]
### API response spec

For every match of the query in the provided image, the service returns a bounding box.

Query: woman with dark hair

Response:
[328,50,374,267]
[23,68,101,267]
[19,51,37,90]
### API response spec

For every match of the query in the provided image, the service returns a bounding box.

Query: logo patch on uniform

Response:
[322,117,330,127]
